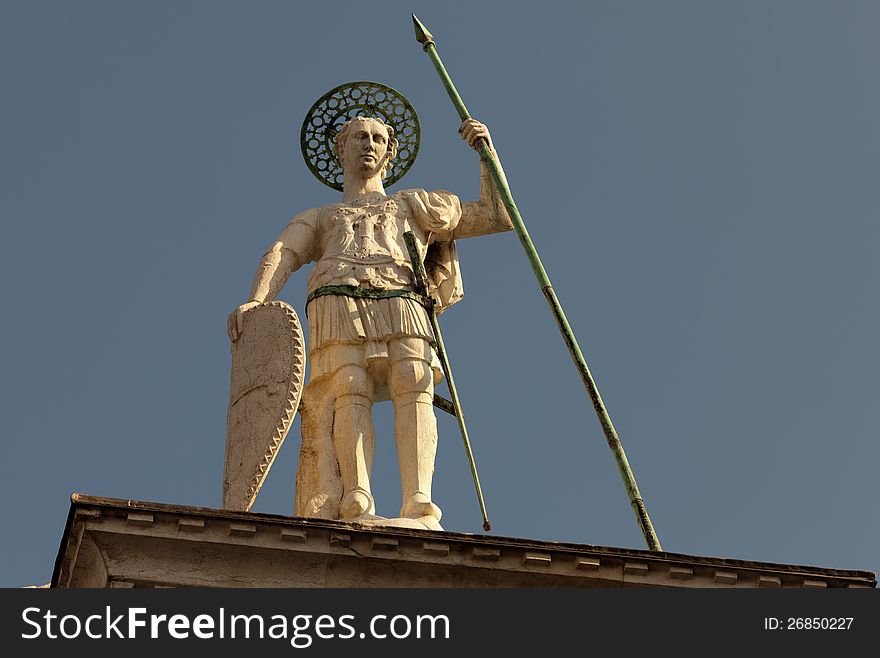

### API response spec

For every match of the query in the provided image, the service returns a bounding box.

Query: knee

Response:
[330,364,371,400]
[389,358,433,397]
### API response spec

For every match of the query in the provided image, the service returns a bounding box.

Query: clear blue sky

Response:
[1,1,877,587]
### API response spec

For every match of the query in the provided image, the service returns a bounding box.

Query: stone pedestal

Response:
[52,494,875,589]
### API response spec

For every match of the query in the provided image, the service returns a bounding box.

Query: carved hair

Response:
[333,116,398,179]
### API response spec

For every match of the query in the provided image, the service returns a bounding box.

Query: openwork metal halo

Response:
[300,81,420,191]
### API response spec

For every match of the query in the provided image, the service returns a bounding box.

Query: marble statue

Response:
[227,115,511,530]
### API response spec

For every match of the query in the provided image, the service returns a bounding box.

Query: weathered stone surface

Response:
[53,495,877,589]
[227,116,510,530]
[224,301,305,511]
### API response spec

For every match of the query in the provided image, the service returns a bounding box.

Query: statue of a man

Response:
[228,116,510,530]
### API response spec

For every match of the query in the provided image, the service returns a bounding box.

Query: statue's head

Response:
[333,116,399,179]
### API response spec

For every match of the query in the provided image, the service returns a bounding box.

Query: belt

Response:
[306,284,432,311]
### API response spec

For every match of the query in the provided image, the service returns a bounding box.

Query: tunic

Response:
[276,189,464,388]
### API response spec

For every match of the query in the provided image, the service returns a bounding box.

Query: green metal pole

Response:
[412,14,662,551]
[404,232,491,532]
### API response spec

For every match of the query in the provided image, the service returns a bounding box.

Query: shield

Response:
[223,301,306,511]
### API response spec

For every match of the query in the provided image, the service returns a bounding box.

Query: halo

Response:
[300,81,420,191]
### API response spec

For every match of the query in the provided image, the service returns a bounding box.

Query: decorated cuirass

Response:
[307,191,419,292]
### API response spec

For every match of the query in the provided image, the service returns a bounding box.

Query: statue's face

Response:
[341,119,390,178]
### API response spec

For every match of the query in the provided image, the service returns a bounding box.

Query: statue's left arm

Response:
[227,208,319,342]
[455,118,514,239]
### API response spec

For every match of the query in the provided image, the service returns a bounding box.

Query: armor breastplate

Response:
[308,192,421,292]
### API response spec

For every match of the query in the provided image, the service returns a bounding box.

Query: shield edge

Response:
[223,300,306,511]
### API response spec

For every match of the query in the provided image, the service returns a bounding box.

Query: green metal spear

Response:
[403,231,491,532]
[412,14,663,551]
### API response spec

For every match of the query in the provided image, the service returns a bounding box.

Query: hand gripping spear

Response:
[412,14,662,551]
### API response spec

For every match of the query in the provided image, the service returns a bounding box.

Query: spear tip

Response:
[411,14,434,49]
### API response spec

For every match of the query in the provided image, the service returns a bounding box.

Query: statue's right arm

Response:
[227,208,319,342]
[455,118,513,239]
